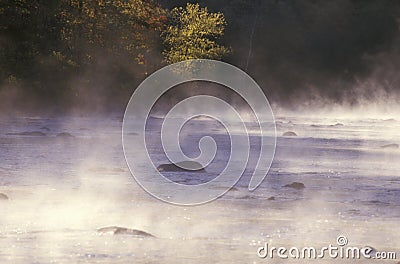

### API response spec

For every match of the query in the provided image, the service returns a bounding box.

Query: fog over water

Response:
[1,1,400,263]
[0,110,399,262]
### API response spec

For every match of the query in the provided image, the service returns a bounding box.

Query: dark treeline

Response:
[1,0,167,112]
[169,0,400,106]
[1,0,400,113]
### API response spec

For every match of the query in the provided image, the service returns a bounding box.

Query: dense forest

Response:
[1,0,400,112]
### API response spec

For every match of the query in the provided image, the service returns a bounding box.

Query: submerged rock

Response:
[0,193,8,200]
[88,166,126,173]
[283,182,305,190]
[240,195,256,199]
[267,196,276,201]
[6,131,46,136]
[380,143,399,149]
[383,118,396,122]
[56,132,74,138]
[362,246,377,257]
[282,131,297,137]
[157,161,205,172]
[212,186,239,192]
[330,123,344,127]
[97,226,155,237]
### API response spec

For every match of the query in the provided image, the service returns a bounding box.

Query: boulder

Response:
[7,131,46,136]
[330,123,344,127]
[0,193,8,200]
[97,226,155,237]
[380,143,399,149]
[282,131,297,137]
[361,246,377,258]
[157,161,205,172]
[56,132,74,138]
[283,182,305,190]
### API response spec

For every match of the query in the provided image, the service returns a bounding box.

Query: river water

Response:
[0,114,399,263]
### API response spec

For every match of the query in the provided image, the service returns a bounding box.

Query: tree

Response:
[0,0,62,81]
[162,3,229,64]
[58,0,167,68]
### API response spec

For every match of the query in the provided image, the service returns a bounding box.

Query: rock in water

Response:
[0,193,8,200]
[21,131,46,136]
[6,131,46,136]
[330,123,344,127]
[383,118,396,122]
[282,131,297,137]
[267,196,276,201]
[283,182,305,190]
[361,246,377,258]
[157,161,205,172]
[97,226,155,237]
[56,132,74,138]
[380,143,399,149]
